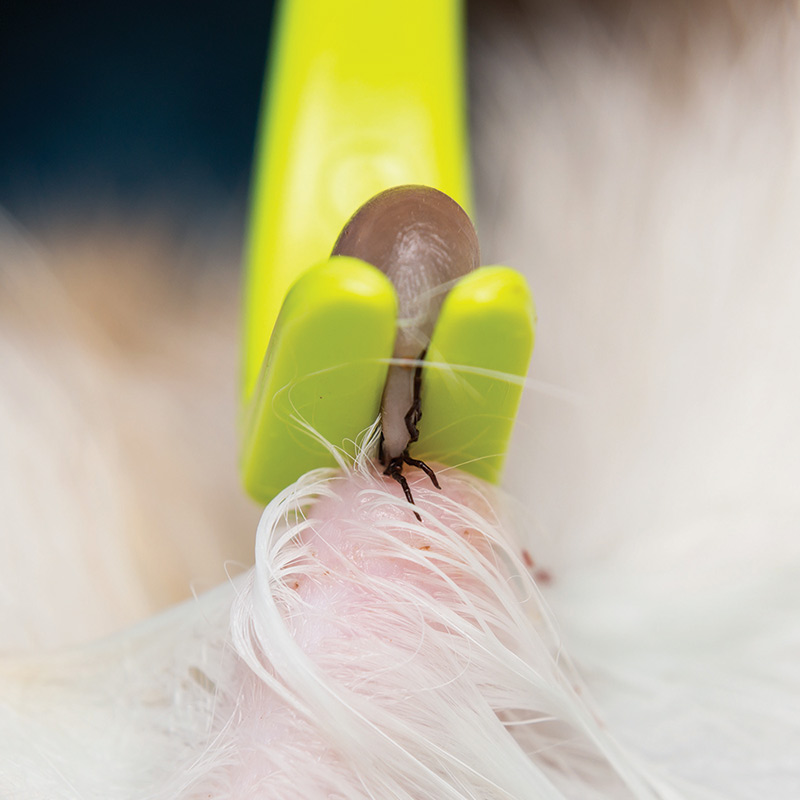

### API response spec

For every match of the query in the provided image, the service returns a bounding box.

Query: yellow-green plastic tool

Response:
[241,0,536,505]
[417,266,535,482]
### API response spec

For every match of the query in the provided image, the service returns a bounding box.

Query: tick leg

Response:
[402,451,441,490]
[404,348,427,443]
[383,456,421,520]
[378,432,386,465]
[404,402,421,444]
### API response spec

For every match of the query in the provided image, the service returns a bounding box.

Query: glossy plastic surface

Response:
[241,257,396,504]
[240,0,535,506]
[417,267,536,483]
[242,0,469,400]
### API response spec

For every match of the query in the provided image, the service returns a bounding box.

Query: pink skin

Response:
[295,466,493,586]
[203,467,531,799]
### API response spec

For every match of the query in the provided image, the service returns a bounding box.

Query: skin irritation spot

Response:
[332,185,480,518]
[533,569,552,586]
[521,549,552,585]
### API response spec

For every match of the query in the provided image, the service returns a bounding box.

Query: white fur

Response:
[0,459,691,799]
[2,2,800,798]
[0,215,258,651]
[474,4,800,796]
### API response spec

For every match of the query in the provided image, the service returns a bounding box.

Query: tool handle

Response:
[241,0,471,401]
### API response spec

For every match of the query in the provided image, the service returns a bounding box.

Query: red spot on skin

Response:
[290,581,300,591]
[521,549,552,584]
[419,545,431,551]
[533,569,552,586]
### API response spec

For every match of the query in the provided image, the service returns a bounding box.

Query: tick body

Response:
[332,185,480,512]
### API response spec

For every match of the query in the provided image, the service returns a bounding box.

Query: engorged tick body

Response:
[332,185,480,512]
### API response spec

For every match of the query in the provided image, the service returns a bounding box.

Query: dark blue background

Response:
[1,1,275,223]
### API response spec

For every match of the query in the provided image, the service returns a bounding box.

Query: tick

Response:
[332,185,480,515]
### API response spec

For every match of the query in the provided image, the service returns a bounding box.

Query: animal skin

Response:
[1,1,799,798]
